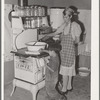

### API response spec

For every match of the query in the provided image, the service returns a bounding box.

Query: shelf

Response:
[24,27,40,29]
[12,15,47,18]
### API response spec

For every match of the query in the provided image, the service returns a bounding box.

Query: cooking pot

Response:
[26,41,47,52]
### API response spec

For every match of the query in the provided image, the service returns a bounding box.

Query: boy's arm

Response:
[39,49,49,54]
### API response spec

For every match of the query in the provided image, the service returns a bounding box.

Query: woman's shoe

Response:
[56,81,68,95]
[59,90,68,95]
[57,87,68,96]
[67,87,73,91]
[59,95,67,100]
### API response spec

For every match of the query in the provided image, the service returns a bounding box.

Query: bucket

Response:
[78,67,90,77]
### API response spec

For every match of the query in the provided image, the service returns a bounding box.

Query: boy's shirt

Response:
[47,53,60,72]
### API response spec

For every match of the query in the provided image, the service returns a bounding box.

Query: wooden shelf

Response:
[12,15,47,18]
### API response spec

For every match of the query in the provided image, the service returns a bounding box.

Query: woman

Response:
[45,6,81,95]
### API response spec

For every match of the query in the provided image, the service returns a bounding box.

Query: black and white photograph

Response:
[2,0,99,100]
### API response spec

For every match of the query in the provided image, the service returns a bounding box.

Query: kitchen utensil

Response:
[25,34,49,51]
[26,41,47,52]
[25,33,49,51]
[31,34,50,46]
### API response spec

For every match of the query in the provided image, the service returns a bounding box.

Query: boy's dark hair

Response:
[48,44,61,52]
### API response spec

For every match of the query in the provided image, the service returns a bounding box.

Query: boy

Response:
[39,45,67,100]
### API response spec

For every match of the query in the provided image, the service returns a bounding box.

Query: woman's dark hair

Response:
[63,9,74,17]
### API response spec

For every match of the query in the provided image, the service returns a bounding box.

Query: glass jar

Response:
[38,6,42,16]
[36,17,42,27]
[25,6,31,16]
[25,17,31,28]
[31,17,36,28]
[34,6,38,16]
[30,6,34,16]
[42,6,45,16]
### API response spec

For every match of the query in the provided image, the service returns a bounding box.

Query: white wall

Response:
[78,10,91,51]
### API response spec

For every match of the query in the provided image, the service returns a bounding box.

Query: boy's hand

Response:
[39,48,44,53]
[49,51,56,57]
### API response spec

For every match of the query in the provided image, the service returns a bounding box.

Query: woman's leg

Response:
[61,76,72,92]
[67,76,72,90]
[61,75,69,92]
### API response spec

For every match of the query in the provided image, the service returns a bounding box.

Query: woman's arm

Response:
[72,22,82,44]
[47,22,66,37]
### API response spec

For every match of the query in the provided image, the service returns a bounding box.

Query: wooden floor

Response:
[4,74,90,100]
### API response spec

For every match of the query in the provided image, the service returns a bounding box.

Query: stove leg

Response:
[32,92,37,100]
[10,79,16,96]
[30,85,38,100]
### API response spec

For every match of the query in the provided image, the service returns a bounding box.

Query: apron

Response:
[60,23,75,67]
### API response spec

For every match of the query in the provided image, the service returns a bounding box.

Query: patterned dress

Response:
[60,23,76,76]
[60,33,75,67]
